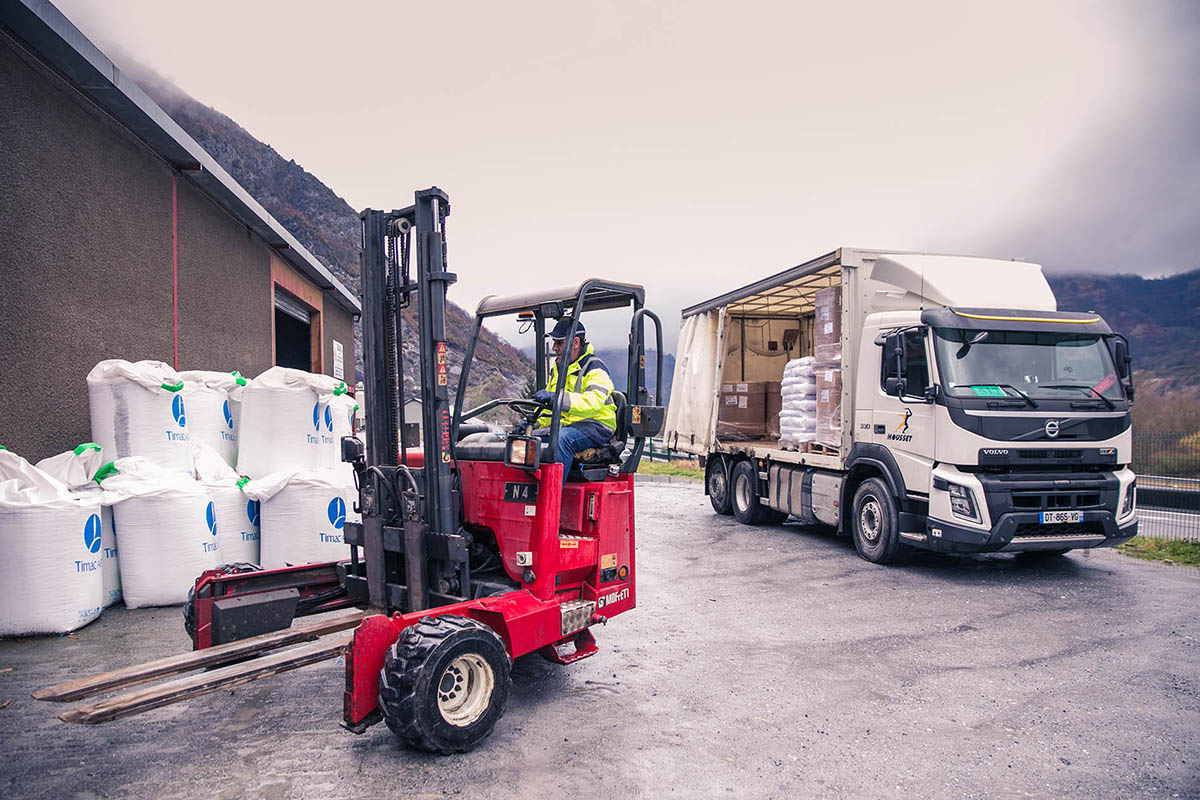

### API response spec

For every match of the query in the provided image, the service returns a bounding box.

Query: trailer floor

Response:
[1,483,1198,799]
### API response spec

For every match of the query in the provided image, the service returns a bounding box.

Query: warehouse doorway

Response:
[274,289,313,370]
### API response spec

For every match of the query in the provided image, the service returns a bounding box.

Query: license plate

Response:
[503,481,539,503]
[1039,510,1083,524]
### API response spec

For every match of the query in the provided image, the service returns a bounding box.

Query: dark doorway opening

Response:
[275,307,312,370]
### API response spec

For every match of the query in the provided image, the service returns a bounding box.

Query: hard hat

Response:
[548,317,585,340]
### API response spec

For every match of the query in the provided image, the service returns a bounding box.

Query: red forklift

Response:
[36,187,665,753]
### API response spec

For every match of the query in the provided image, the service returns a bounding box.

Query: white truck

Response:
[664,248,1139,563]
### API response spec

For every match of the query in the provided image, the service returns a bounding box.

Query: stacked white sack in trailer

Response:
[191,441,260,564]
[236,367,349,478]
[99,457,221,608]
[244,468,360,569]
[36,443,121,607]
[779,357,817,447]
[179,370,245,466]
[87,359,194,476]
[0,449,103,635]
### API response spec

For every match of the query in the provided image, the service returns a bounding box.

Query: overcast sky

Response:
[55,0,1200,350]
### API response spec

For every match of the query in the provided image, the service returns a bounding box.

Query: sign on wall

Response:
[333,340,344,380]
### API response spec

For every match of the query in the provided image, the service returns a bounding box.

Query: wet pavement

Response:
[1,482,1198,798]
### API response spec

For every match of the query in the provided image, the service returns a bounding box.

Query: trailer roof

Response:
[681,251,841,319]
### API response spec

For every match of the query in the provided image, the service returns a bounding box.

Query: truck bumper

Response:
[919,511,1138,554]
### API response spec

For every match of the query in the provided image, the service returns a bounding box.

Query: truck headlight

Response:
[947,483,980,522]
[1121,479,1136,517]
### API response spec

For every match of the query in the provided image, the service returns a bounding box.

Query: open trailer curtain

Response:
[663,310,722,456]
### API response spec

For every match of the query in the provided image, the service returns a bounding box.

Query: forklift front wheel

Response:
[378,615,512,753]
[706,457,733,516]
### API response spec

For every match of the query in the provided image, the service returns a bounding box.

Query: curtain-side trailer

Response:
[664,248,1139,563]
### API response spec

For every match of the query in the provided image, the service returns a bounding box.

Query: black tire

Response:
[851,477,911,564]
[183,562,261,640]
[731,459,773,525]
[706,457,733,515]
[378,615,511,753]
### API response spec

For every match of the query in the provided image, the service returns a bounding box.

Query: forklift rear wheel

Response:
[707,458,733,515]
[378,615,512,753]
[851,478,910,564]
[731,459,775,525]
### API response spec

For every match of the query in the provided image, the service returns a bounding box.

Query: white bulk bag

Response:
[244,468,360,569]
[100,457,220,608]
[236,367,349,478]
[191,441,259,564]
[179,370,244,466]
[0,450,103,635]
[87,359,193,476]
[36,444,122,607]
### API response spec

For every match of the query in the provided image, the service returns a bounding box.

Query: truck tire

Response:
[707,457,733,515]
[851,478,910,564]
[378,615,511,753]
[731,459,773,525]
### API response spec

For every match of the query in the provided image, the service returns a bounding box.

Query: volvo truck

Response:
[664,248,1139,563]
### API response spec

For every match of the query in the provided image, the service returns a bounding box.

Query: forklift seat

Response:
[569,391,628,482]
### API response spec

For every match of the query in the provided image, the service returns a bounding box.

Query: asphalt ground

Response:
[1,481,1198,799]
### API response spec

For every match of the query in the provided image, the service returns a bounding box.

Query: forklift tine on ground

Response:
[34,611,364,703]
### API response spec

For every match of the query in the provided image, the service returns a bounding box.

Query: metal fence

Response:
[1133,431,1200,477]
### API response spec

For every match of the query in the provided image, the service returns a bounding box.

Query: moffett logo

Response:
[223,400,234,430]
[172,395,187,428]
[1045,419,1061,439]
[327,497,346,530]
[246,499,260,527]
[83,514,102,554]
[205,501,217,536]
[312,403,334,432]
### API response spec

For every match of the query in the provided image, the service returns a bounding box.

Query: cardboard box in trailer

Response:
[663,248,1139,563]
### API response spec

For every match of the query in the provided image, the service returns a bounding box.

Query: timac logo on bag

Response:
[206,502,217,536]
[223,400,234,430]
[246,499,260,527]
[83,514,102,554]
[312,402,334,432]
[172,395,187,427]
[327,497,347,529]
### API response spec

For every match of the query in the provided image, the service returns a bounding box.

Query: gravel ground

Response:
[1,481,1198,799]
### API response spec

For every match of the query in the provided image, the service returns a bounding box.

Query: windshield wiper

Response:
[957,383,1039,408]
[1040,384,1116,410]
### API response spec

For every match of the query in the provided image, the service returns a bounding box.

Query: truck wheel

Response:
[378,615,511,753]
[851,478,910,564]
[731,459,772,525]
[707,457,733,515]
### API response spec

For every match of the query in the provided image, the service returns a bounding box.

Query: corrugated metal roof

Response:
[0,0,361,314]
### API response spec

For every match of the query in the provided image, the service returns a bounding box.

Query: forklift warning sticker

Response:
[601,553,617,569]
[436,342,448,386]
[560,539,579,549]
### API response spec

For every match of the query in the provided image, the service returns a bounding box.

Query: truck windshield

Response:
[932,328,1125,402]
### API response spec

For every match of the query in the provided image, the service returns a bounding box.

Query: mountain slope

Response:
[128,65,531,399]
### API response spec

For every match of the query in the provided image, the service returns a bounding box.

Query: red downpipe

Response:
[172,174,179,369]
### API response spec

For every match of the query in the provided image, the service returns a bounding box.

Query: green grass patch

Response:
[638,459,704,480]
[1117,536,1200,567]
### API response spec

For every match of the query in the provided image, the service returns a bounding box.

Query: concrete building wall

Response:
[176,179,273,376]
[0,36,175,458]
[0,34,358,462]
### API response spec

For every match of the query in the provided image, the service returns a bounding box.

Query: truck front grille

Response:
[1013,521,1105,538]
[1011,491,1102,510]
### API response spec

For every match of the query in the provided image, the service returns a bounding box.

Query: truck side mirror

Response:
[884,377,907,397]
[882,332,907,396]
[1113,338,1131,379]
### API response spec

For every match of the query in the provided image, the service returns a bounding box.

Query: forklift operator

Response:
[532,318,617,483]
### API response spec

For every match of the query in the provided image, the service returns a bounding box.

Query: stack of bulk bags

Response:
[36,443,122,607]
[191,441,259,564]
[236,367,349,478]
[87,359,194,477]
[179,370,245,466]
[0,449,103,635]
[779,357,817,448]
[813,287,843,450]
[99,457,220,608]
[243,469,360,569]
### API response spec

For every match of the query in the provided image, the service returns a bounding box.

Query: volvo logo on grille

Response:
[1044,419,1060,438]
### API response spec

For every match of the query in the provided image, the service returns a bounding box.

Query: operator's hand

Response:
[533,389,552,406]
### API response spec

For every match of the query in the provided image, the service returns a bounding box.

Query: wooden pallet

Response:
[807,442,839,455]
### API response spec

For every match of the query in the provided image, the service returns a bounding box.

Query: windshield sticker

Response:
[970,385,1007,397]
[1093,373,1117,394]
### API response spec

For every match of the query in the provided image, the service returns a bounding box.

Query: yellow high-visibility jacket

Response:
[541,344,617,431]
